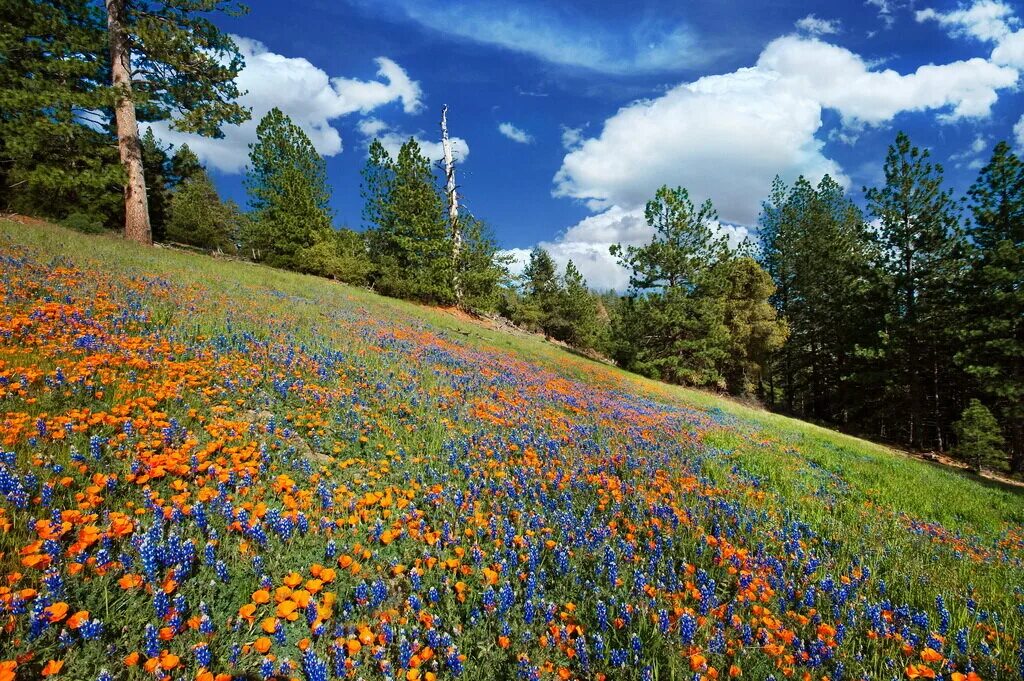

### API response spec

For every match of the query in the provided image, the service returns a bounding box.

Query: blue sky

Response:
[147,0,1024,289]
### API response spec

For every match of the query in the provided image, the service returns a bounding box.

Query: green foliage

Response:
[611,185,732,387]
[0,0,122,221]
[245,108,333,269]
[759,174,880,418]
[455,214,509,312]
[710,256,789,396]
[611,185,726,291]
[60,212,107,234]
[551,260,600,349]
[516,247,560,333]
[953,399,1006,471]
[363,138,453,304]
[118,0,250,135]
[296,228,373,286]
[958,141,1024,471]
[166,169,242,252]
[141,128,172,241]
[865,132,965,448]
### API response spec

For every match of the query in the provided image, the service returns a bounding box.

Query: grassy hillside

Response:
[1,219,1021,681]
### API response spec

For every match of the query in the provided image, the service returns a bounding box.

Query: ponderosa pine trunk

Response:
[106,0,152,244]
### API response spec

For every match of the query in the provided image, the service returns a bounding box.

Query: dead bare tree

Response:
[440,104,461,304]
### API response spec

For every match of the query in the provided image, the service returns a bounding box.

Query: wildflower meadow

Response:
[1,221,1022,681]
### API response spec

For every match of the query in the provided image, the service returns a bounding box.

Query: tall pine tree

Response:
[959,141,1024,471]
[245,108,333,268]
[102,0,249,242]
[865,132,965,449]
[364,138,452,303]
[0,0,121,222]
[611,185,730,386]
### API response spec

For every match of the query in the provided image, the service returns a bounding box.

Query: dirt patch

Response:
[904,448,1024,489]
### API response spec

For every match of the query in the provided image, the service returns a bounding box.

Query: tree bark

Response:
[440,105,461,303]
[106,0,152,244]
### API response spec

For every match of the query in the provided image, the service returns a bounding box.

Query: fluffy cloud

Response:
[1015,115,1024,148]
[502,206,750,292]
[917,0,1016,42]
[145,36,422,173]
[357,119,469,162]
[555,35,1017,225]
[795,14,841,36]
[917,1,1024,68]
[498,122,534,144]
[553,65,845,224]
[758,36,1017,125]
[543,32,1019,289]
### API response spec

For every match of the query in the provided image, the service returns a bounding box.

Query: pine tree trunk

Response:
[106,0,152,244]
[440,105,461,304]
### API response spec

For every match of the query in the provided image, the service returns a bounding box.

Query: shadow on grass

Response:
[918,458,1024,498]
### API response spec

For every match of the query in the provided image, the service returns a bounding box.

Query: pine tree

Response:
[611,185,730,386]
[455,214,510,312]
[102,0,249,242]
[245,108,333,269]
[865,132,964,449]
[709,256,789,397]
[554,260,599,349]
[0,0,122,222]
[953,399,1006,472]
[364,138,452,303]
[140,128,171,241]
[170,144,202,186]
[520,247,561,335]
[959,141,1024,472]
[759,175,880,423]
[166,167,240,252]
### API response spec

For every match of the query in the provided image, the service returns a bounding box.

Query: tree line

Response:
[3,1,1020,474]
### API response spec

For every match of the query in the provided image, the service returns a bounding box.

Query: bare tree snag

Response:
[440,104,461,303]
[106,0,152,244]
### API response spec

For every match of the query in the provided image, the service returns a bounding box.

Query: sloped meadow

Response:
[1,222,1022,681]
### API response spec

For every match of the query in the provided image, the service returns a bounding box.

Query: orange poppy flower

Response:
[251,589,271,604]
[261,617,278,634]
[44,602,68,623]
[41,660,63,677]
[253,637,272,654]
[118,574,143,590]
[238,603,257,622]
[159,653,179,670]
[66,610,89,629]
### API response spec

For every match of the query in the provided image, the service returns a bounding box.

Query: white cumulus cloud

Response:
[357,119,469,163]
[145,36,423,173]
[540,32,1019,289]
[795,14,841,35]
[917,0,1024,68]
[498,122,534,144]
[1015,115,1024,148]
[502,206,751,292]
[555,35,1017,225]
